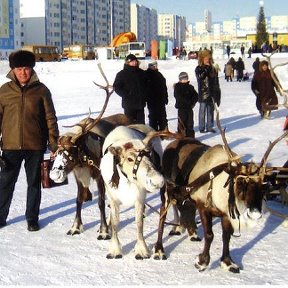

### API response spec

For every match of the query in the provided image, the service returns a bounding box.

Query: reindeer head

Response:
[107,140,164,193]
[50,63,113,184]
[215,102,288,222]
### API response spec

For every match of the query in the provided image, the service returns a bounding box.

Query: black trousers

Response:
[178,108,195,137]
[148,105,168,131]
[0,150,43,223]
[124,108,145,124]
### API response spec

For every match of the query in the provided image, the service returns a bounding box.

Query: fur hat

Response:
[179,71,188,81]
[198,49,212,65]
[9,50,36,69]
[148,61,158,68]
[125,54,138,63]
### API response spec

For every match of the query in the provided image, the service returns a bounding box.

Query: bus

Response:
[22,45,61,62]
[183,39,253,59]
[183,40,225,59]
[66,44,96,60]
[116,42,146,59]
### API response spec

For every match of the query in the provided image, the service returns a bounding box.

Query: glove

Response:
[204,65,212,73]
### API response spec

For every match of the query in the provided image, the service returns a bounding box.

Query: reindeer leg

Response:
[177,200,201,241]
[195,206,213,271]
[106,201,122,259]
[168,205,185,235]
[96,176,110,240]
[67,182,91,235]
[220,216,240,273]
[67,198,84,235]
[134,198,150,260]
[154,186,169,260]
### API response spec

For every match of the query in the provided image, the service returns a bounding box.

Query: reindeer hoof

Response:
[97,234,111,240]
[106,253,123,259]
[229,266,240,273]
[195,256,208,272]
[220,261,240,273]
[190,236,201,242]
[153,251,167,260]
[135,254,150,260]
[169,230,181,236]
[67,229,81,235]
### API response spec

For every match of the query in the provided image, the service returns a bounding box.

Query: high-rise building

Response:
[204,9,212,33]
[130,3,157,51]
[158,14,186,48]
[45,0,130,49]
[0,0,21,58]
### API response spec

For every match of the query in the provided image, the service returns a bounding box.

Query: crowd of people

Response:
[114,49,223,136]
[0,47,280,232]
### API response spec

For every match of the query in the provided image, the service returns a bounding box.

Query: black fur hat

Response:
[125,53,138,63]
[9,50,36,69]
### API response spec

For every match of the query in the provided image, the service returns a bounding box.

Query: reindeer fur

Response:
[154,138,265,273]
[50,114,131,237]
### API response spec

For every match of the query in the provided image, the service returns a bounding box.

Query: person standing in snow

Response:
[251,60,278,119]
[0,50,59,231]
[173,72,198,137]
[224,60,233,82]
[195,50,220,133]
[113,54,148,124]
[252,57,260,74]
[235,57,245,82]
[146,61,169,131]
[240,44,245,58]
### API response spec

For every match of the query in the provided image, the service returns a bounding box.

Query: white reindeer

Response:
[100,125,170,259]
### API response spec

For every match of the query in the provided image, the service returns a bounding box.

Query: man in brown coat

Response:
[0,50,59,231]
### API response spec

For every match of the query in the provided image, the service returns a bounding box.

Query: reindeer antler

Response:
[260,129,288,169]
[83,63,114,133]
[62,63,113,144]
[214,103,240,165]
[143,127,183,147]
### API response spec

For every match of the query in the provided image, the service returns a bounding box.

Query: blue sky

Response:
[131,0,288,24]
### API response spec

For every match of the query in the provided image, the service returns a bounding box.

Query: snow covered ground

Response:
[0,54,288,286]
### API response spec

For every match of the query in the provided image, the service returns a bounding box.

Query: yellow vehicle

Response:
[22,45,61,62]
[66,44,96,60]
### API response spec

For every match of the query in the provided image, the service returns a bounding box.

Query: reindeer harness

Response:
[166,161,256,220]
[56,135,101,171]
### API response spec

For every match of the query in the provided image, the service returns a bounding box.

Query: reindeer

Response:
[100,124,180,259]
[49,64,131,237]
[153,106,288,273]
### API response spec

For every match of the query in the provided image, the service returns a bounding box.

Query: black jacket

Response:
[174,82,198,109]
[195,65,221,105]
[113,64,148,110]
[146,68,168,109]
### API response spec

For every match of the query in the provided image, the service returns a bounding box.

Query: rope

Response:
[145,201,180,227]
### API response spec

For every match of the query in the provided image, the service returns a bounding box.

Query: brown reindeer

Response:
[154,106,288,273]
[49,64,132,237]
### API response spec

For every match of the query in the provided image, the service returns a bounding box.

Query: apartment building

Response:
[130,3,157,51]
[189,15,288,43]
[45,0,130,49]
[0,0,21,58]
[158,14,186,48]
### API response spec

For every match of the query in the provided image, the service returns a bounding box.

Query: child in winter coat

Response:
[174,72,198,137]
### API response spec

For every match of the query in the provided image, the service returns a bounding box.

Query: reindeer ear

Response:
[110,155,120,189]
[109,146,122,157]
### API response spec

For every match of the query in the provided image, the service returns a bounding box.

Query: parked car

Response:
[188,51,198,60]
